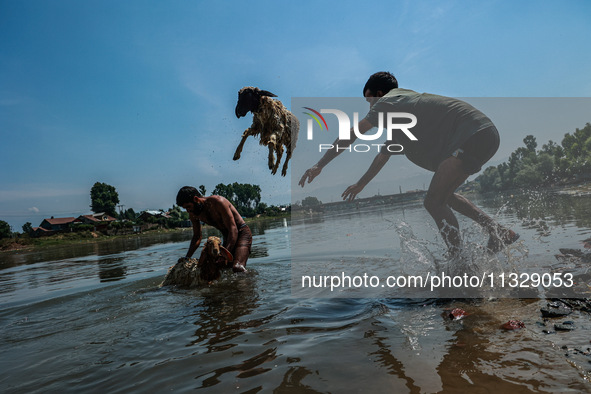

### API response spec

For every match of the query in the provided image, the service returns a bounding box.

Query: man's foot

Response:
[444,245,463,261]
[487,229,520,253]
[233,263,247,273]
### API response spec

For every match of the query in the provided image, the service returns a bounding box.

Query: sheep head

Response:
[235,86,277,118]
[200,236,233,265]
[198,236,234,283]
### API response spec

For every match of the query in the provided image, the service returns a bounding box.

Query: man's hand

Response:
[298,165,322,187]
[342,183,365,201]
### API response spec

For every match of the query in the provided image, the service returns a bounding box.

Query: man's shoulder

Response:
[207,195,226,203]
[207,195,234,208]
[379,89,461,107]
[384,88,418,97]
[384,88,419,96]
[374,88,420,105]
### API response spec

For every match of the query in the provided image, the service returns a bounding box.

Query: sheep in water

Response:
[233,86,300,176]
[160,236,233,287]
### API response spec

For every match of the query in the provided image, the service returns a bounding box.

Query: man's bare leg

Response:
[447,193,497,230]
[423,157,470,255]
[444,181,519,252]
[231,226,252,273]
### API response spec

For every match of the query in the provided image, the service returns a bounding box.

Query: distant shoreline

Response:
[0,213,290,254]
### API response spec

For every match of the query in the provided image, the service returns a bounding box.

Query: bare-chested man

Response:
[176,186,252,272]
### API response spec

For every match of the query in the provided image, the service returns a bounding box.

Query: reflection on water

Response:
[1,192,591,392]
[475,189,591,236]
[97,257,128,282]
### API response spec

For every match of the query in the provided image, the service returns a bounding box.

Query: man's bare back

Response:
[191,196,245,236]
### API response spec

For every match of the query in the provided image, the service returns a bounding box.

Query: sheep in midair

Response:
[234,86,299,176]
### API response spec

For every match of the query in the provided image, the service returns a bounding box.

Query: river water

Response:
[1,188,591,393]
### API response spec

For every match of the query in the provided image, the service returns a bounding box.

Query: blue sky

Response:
[1,1,591,231]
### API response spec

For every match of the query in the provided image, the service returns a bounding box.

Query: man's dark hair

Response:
[363,72,398,96]
[176,186,202,206]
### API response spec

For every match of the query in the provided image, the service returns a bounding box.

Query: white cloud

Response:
[28,207,40,213]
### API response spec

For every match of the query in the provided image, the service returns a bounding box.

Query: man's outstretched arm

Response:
[186,216,203,258]
[341,152,391,201]
[298,118,374,187]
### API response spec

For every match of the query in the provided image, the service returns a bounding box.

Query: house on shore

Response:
[31,226,56,237]
[137,210,171,222]
[32,213,117,236]
[76,213,117,225]
[31,216,77,237]
[39,217,77,232]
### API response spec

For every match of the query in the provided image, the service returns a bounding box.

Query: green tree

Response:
[198,185,207,196]
[302,196,322,207]
[22,222,33,234]
[90,182,120,217]
[167,205,189,227]
[477,167,502,192]
[212,183,233,201]
[523,135,538,152]
[514,164,543,186]
[232,182,261,212]
[536,152,554,179]
[256,202,268,215]
[122,208,137,221]
[212,182,263,217]
[472,123,591,190]
[0,220,11,239]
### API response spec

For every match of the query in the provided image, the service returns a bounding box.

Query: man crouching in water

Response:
[176,186,252,272]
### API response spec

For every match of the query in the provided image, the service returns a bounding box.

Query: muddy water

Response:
[1,189,591,393]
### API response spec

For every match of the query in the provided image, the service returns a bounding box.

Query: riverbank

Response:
[0,213,290,253]
[0,227,191,253]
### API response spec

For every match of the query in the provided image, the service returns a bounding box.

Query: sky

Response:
[1,1,591,231]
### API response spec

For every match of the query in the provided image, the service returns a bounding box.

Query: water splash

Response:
[396,220,440,276]
[393,216,530,295]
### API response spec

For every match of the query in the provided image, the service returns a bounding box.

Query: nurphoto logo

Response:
[303,107,418,153]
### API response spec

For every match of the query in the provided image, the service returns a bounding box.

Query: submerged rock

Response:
[552,298,591,313]
[555,247,591,263]
[554,321,575,331]
[541,301,572,318]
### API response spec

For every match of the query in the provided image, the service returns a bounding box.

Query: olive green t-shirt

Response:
[364,88,494,171]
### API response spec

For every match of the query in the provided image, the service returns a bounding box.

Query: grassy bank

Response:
[0,227,190,253]
[0,213,291,253]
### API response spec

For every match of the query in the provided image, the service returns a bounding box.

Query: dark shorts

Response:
[229,223,252,267]
[236,223,253,250]
[452,126,500,175]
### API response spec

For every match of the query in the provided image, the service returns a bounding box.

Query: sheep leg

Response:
[281,144,292,176]
[267,134,277,170]
[268,145,275,170]
[272,145,284,175]
[233,129,252,161]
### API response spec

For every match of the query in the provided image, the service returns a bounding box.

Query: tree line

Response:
[0,181,288,240]
[472,122,591,192]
